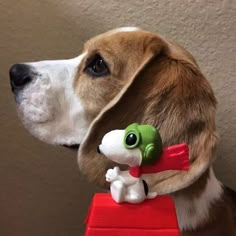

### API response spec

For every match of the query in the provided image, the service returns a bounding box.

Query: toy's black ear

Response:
[143,143,156,165]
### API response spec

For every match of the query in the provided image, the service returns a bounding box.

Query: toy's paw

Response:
[106,166,120,182]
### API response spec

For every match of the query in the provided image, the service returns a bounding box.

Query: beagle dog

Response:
[9,27,236,236]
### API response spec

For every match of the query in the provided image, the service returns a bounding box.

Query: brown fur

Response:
[182,188,236,236]
[75,29,236,235]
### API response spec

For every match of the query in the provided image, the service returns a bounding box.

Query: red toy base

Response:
[86,228,180,236]
[85,193,180,236]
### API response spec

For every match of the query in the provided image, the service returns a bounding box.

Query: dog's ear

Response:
[78,34,218,193]
[78,34,167,187]
[141,50,218,194]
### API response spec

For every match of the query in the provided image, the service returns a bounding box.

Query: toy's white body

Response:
[100,129,157,204]
[106,167,147,203]
[106,166,157,204]
[100,125,189,204]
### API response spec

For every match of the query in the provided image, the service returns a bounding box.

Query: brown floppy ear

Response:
[78,34,218,194]
[78,34,167,187]
[142,46,218,194]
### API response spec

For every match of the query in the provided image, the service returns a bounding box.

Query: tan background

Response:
[0,0,235,235]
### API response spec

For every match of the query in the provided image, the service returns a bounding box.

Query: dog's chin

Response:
[15,79,89,147]
[17,103,86,147]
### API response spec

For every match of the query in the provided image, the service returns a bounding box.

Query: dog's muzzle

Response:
[9,64,33,94]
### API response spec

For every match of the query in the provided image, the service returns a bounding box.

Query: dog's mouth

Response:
[62,144,80,151]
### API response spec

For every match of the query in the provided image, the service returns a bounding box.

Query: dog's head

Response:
[9,27,217,194]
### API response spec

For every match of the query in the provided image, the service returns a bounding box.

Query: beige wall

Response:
[0,0,235,235]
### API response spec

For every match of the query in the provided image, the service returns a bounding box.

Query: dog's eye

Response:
[85,54,110,77]
[125,133,137,146]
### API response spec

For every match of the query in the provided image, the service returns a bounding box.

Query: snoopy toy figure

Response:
[98,123,190,204]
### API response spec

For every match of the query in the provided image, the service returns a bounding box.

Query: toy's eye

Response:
[125,133,137,146]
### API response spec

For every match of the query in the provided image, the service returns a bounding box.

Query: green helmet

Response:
[123,123,163,166]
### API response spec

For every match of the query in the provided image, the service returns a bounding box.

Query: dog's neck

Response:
[171,167,223,231]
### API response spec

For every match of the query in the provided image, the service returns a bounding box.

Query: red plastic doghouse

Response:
[85,193,180,236]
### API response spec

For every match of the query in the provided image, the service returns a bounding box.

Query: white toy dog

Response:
[98,123,190,204]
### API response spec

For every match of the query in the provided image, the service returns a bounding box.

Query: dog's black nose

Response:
[97,146,101,154]
[9,64,32,92]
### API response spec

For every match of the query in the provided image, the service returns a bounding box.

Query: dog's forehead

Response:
[84,28,156,53]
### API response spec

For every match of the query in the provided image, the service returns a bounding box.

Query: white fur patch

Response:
[173,168,223,231]
[17,53,90,145]
[113,27,140,32]
[99,130,142,167]
[108,27,140,35]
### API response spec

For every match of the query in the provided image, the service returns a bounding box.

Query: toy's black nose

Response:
[9,64,33,93]
[97,146,101,154]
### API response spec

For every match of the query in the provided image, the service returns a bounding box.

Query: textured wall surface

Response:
[0,0,235,236]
